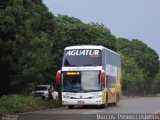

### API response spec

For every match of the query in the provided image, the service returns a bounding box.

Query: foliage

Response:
[152,69,160,94]
[117,38,159,95]
[0,94,59,114]
[0,0,55,94]
[54,15,117,51]
[121,55,144,95]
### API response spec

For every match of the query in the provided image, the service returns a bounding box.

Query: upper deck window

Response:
[63,49,102,66]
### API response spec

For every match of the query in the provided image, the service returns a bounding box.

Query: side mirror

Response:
[100,70,105,84]
[56,70,61,85]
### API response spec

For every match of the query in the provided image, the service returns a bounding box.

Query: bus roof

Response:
[64,45,120,56]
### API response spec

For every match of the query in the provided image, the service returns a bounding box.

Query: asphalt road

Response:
[19,97,160,120]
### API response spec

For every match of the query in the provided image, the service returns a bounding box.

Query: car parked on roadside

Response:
[31,85,58,101]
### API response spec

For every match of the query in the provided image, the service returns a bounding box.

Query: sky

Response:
[44,0,160,58]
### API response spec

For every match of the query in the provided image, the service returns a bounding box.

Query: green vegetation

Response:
[0,0,159,99]
[0,95,61,114]
[0,0,55,94]
[116,38,159,95]
[152,62,160,94]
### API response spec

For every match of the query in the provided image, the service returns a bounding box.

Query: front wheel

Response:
[106,93,108,106]
[99,104,105,109]
[68,105,74,109]
[114,94,119,106]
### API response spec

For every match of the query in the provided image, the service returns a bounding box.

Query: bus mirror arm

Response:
[100,70,106,84]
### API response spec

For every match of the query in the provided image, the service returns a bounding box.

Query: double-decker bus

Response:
[56,45,121,109]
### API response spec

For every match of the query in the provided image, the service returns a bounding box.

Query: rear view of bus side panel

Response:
[105,49,120,104]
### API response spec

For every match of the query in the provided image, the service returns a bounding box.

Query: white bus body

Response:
[57,45,121,108]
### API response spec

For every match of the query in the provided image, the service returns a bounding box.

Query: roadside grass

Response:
[155,93,160,97]
[0,95,62,114]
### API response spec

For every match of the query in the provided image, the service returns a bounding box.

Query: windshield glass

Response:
[35,86,48,91]
[62,72,81,92]
[62,71,101,92]
[81,71,101,91]
[63,49,102,66]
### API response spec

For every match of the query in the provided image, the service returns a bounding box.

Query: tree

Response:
[121,55,144,95]
[152,72,160,94]
[152,60,160,94]
[130,39,159,93]
[0,0,56,94]
[116,38,159,95]
[54,15,117,51]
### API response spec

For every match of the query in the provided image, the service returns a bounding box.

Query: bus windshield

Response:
[63,49,102,66]
[62,71,101,92]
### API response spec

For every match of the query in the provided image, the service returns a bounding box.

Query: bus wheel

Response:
[68,105,74,109]
[100,104,105,109]
[106,93,108,106]
[114,94,119,106]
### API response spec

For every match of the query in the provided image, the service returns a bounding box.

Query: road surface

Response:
[19,97,160,120]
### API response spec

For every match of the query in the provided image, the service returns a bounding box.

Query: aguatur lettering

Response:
[65,50,100,56]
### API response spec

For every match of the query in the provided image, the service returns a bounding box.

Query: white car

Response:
[31,85,59,101]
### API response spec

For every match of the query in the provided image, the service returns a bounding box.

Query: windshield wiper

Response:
[82,64,93,66]
[83,89,101,92]
[63,89,79,93]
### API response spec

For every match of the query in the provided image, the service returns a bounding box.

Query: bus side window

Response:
[106,75,108,87]
[107,75,111,88]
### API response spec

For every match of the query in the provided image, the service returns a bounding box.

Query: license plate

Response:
[77,101,84,104]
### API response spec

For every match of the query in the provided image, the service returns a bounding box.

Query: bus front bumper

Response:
[62,98,103,105]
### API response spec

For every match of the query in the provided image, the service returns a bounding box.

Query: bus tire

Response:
[106,93,108,106]
[68,105,74,109]
[114,94,119,106]
[100,104,105,109]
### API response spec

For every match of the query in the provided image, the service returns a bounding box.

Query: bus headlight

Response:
[92,95,102,98]
[62,95,71,99]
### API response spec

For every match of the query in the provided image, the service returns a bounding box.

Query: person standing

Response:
[48,86,53,101]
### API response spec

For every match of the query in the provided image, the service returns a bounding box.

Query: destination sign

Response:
[65,49,100,56]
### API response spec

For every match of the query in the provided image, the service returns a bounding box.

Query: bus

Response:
[56,45,121,109]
